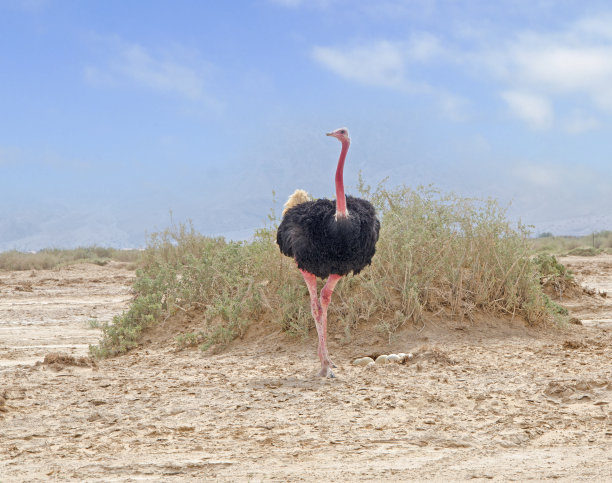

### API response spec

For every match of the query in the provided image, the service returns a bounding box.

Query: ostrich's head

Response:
[326,127,350,143]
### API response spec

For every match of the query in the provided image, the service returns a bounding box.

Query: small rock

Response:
[387,354,401,363]
[366,361,375,369]
[353,357,374,366]
[375,355,389,364]
[406,353,414,360]
[87,412,101,422]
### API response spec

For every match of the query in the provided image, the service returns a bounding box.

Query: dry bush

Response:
[92,182,552,357]
[334,180,549,338]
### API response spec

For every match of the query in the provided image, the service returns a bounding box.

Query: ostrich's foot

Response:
[317,350,336,377]
[318,366,335,378]
[323,347,336,368]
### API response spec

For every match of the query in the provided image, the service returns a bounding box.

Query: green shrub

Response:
[532,253,573,280]
[543,294,569,316]
[176,331,206,348]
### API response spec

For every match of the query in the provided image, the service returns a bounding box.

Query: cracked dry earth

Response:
[1,258,611,481]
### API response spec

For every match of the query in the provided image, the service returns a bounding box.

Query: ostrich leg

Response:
[318,274,342,377]
[300,270,327,375]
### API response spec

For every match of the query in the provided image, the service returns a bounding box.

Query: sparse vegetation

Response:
[530,230,612,255]
[0,247,142,271]
[532,253,573,282]
[92,181,558,358]
[543,294,569,318]
[531,253,582,305]
[566,246,602,256]
[176,331,207,348]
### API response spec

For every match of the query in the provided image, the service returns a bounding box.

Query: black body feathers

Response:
[276,195,380,278]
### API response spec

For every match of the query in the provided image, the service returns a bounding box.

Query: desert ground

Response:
[1,257,611,481]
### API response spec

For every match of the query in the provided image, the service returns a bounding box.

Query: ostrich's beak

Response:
[326,132,333,136]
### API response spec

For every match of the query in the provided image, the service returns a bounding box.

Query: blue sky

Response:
[2,0,612,249]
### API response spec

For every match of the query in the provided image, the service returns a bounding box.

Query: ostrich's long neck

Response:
[335,140,350,219]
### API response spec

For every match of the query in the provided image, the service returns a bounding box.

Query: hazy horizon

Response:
[3,0,612,251]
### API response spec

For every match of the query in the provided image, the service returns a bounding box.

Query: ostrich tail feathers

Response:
[282,189,312,216]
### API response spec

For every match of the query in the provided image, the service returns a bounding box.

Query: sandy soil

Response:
[1,257,611,481]
[0,262,135,369]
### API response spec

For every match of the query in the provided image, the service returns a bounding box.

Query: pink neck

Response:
[335,139,350,218]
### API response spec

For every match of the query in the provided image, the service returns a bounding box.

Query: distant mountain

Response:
[1,199,611,252]
[0,206,142,251]
[0,197,273,252]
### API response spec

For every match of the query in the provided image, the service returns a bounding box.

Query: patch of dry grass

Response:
[530,231,612,256]
[0,247,142,271]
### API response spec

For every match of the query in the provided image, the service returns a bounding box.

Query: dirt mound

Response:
[562,339,586,349]
[408,346,457,366]
[14,281,33,292]
[541,276,588,300]
[42,352,97,370]
[142,301,556,366]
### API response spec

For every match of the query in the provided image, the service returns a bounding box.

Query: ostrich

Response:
[276,127,380,378]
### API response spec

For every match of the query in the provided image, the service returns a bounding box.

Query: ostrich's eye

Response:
[340,130,346,134]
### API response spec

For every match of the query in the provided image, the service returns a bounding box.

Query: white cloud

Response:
[85,37,214,103]
[564,111,601,134]
[311,35,470,120]
[513,164,560,188]
[312,41,408,88]
[501,91,553,130]
[309,13,612,131]
[405,32,443,61]
[505,40,612,96]
[312,33,445,89]
[479,15,612,129]
[573,14,612,42]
